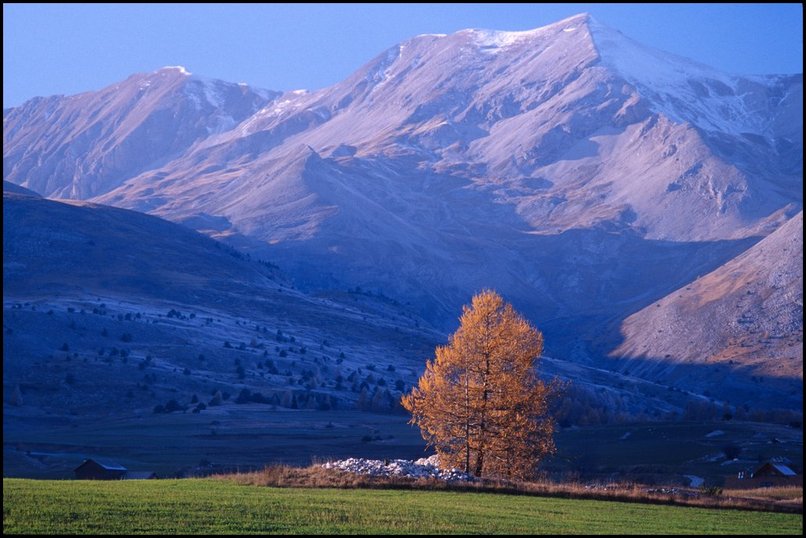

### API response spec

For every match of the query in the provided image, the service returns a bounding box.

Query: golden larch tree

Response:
[402,289,557,480]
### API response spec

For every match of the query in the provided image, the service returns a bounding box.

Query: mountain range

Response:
[4,13,802,424]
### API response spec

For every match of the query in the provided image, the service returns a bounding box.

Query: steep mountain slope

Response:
[86,14,800,242]
[3,188,440,419]
[3,14,802,409]
[3,67,278,198]
[610,212,803,408]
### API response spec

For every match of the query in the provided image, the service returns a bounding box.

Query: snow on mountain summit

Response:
[160,65,192,75]
[583,16,768,134]
[3,68,279,198]
[441,13,795,136]
[461,27,549,51]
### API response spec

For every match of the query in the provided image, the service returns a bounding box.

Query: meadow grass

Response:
[224,464,802,513]
[3,478,802,535]
[722,486,803,502]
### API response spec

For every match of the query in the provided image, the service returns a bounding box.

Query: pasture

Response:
[3,478,802,534]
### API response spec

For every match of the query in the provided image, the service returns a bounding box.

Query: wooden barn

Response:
[724,462,801,489]
[123,471,158,480]
[750,462,801,487]
[73,459,127,480]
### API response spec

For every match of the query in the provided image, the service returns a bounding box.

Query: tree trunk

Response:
[464,373,471,474]
[475,449,484,477]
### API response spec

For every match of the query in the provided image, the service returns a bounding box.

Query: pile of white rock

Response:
[320,454,474,481]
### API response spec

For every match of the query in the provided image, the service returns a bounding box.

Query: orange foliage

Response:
[402,290,557,480]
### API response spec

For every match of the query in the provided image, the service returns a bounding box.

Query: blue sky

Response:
[3,3,803,107]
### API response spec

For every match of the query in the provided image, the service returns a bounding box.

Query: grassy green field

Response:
[3,478,802,535]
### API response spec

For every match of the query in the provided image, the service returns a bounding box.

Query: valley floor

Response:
[4,407,801,489]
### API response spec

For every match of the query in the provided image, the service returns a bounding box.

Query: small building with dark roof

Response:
[753,462,797,478]
[74,459,127,480]
[724,461,801,489]
[124,471,158,480]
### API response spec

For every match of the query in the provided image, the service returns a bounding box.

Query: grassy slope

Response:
[3,479,801,535]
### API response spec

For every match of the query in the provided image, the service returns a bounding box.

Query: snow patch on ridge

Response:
[465,27,547,51]
[461,14,591,53]
[588,17,727,90]
[162,65,192,76]
[200,79,224,108]
[236,91,307,136]
[586,16,766,135]
[182,77,224,110]
[368,45,403,93]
